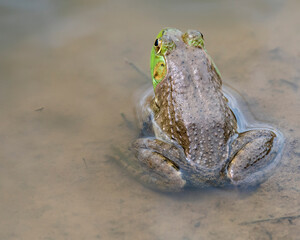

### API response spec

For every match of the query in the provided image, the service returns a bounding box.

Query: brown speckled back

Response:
[154,40,237,169]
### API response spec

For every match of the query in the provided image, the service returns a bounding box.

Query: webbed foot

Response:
[227,129,278,185]
[129,138,187,192]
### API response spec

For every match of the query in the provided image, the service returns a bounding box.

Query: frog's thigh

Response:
[227,130,276,184]
[131,138,186,192]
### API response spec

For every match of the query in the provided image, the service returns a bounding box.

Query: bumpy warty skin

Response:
[154,43,237,169]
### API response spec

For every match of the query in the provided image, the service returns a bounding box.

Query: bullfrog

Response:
[128,28,280,191]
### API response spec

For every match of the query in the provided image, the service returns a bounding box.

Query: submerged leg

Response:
[116,138,187,192]
[227,129,278,185]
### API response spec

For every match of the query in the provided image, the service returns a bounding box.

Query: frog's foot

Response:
[226,129,278,186]
[131,138,187,192]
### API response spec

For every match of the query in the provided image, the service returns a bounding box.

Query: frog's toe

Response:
[227,129,278,185]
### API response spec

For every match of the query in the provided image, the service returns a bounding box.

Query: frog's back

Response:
[154,45,237,169]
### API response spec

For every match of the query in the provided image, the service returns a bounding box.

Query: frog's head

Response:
[150,28,205,90]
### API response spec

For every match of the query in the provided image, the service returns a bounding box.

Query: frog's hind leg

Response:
[128,138,187,192]
[226,129,279,186]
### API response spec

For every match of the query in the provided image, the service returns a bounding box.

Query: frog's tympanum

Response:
[130,28,281,191]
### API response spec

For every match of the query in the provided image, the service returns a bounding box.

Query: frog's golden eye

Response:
[154,38,162,54]
[200,32,204,39]
[182,30,205,49]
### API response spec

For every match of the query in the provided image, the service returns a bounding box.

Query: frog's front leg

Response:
[131,138,187,192]
[226,129,277,185]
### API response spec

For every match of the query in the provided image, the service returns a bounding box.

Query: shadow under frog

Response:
[123,28,284,192]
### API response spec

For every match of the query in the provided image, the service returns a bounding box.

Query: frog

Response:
[126,28,280,192]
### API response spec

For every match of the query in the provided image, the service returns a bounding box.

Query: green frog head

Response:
[150,28,206,90]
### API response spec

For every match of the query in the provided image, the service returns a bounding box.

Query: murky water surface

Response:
[0,0,299,239]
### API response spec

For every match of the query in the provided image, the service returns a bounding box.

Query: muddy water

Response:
[0,0,299,239]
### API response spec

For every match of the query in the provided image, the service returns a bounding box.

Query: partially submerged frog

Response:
[128,28,281,191]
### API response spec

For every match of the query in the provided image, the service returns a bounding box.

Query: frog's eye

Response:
[182,30,205,49]
[154,38,163,54]
[153,35,176,56]
[200,32,204,39]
